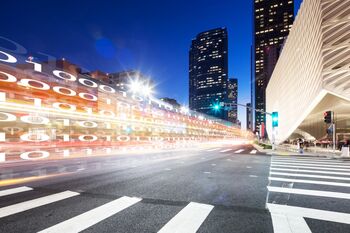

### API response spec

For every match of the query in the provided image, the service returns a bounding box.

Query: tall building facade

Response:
[189,28,229,120]
[252,0,294,132]
[227,78,238,123]
[266,0,350,144]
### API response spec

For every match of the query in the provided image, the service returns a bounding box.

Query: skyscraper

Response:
[252,0,294,132]
[227,78,238,123]
[189,28,228,120]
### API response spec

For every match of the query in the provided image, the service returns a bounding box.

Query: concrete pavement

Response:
[1,144,350,232]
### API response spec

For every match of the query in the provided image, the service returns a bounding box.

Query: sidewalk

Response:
[252,143,350,160]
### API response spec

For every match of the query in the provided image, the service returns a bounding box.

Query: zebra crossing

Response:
[0,186,215,233]
[267,155,350,233]
[206,147,260,154]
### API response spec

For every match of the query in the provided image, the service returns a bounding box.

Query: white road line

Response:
[157,202,214,233]
[206,148,220,152]
[38,196,141,233]
[271,164,350,172]
[204,172,211,174]
[270,213,292,233]
[220,149,233,153]
[270,171,350,181]
[269,177,350,187]
[0,191,79,218]
[250,175,258,178]
[267,186,350,200]
[267,203,350,225]
[270,167,350,176]
[272,159,347,165]
[271,162,350,169]
[235,149,244,153]
[270,213,311,233]
[250,150,257,154]
[273,157,342,162]
[0,186,33,197]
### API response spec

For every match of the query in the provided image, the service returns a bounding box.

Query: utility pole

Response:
[332,111,336,153]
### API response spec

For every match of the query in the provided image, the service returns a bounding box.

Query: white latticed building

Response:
[266,0,350,144]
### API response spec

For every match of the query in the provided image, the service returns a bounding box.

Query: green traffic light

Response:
[272,111,278,127]
[214,104,220,110]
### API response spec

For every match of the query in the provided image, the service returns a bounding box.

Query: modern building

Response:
[189,28,229,120]
[246,103,252,130]
[227,78,238,123]
[252,0,294,132]
[160,97,181,109]
[266,0,350,144]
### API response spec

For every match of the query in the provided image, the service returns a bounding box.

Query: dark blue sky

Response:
[1,0,302,125]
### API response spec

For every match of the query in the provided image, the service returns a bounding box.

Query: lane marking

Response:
[267,186,350,200]
[0,191,79,218]
[203,172,211,174]
[270,213,311,233]
[271,164,350,172]
[157,202,214,233]
[270,167,350,176]
[272,159,347,165]
[250,150,257,154]
[247,166,252,169]
[271,161,350,168]
[267,203,350,225]
[234,149,244,154]
[273,157,342,161]
[38,196,141,233]
[164,168,172,171]
[0,186,33,197]
[270,171,350,181]
[220,149,233,153]
[269,177,350,187]
[250,175,258,178]
[206,148,220,152]
[211,164,216,166]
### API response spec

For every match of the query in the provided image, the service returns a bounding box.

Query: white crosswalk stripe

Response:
[220,149,233,153]
[267,186,350,200]
[234,149,244,153]
[271,161,350,168]
[0,187,215,232]
[38,196,141,233]
[250,150,257,154]
[0,191,79,218]
[272,159,348,165]
[268,155,350,232]
[0,186,33,197]
[270,171,350,181]
[270,167,350,176]
[158,202,214,233]
[206,148,220,152]
[271,164,350,171]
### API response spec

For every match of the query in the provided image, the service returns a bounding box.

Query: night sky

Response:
[1,0,303,126]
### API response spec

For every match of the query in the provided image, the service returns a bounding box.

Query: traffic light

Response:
[324,111,332,124]
[272,112,278,127]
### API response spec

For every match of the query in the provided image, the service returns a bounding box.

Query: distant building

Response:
[189,27,228,120]
[252,0,294,131]
[246,103,252,130]
[160,98,181,108]
[89,70,110,83]
[227,78,238,123]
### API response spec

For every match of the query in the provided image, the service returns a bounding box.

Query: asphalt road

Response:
[1,144,350,232]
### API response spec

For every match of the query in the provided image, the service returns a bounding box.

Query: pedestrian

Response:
[299,138,304,154]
